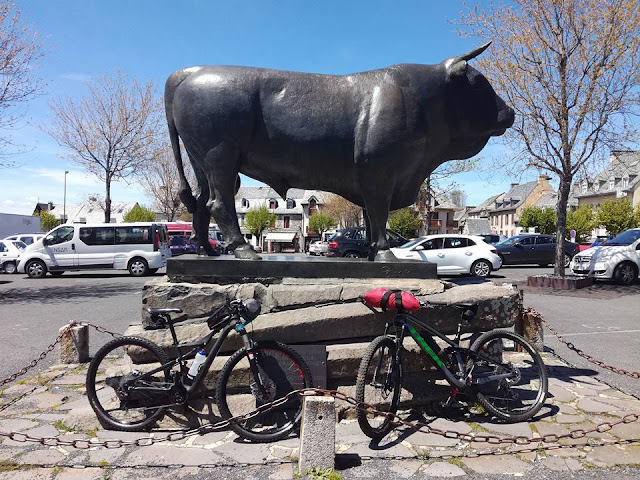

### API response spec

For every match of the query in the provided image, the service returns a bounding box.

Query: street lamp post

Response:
[63,171,69,224]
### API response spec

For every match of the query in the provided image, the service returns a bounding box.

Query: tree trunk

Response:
[105,178,112,223]
[554,177,571,276]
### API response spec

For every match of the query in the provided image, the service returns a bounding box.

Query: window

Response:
[115,226,152,245]
[421,238,443,250]
[0,242,6,253]
[609,178,615,190]
[283,216,290,228]
[594,182,600,192]
[535,236,553,244]
[45,226,75,245]
[622,176,629,188]
[19,237,33,245]
[286,198,295,209]
[519,236,534,245]
[353,229,366,241]
[308,198,318,216]
[268,199,278,209]
[582,181,588,193]
[80,227,115,246]
[241,198,249,208]
[444,237,467,248]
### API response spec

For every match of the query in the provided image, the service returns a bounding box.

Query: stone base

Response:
[527,274,595,289]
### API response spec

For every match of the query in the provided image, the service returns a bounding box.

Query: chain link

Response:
[526,308,640,379]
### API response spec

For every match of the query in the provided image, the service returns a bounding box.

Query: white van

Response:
[17,223,171,278]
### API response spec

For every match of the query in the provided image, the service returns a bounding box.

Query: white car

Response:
[391,234,501,277]
[308,240,327,256]
[0,240,27,273]
[570,228,640,285]
[3,233,44,246]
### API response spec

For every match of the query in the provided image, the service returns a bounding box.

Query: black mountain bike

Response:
[86,298,312,443]
[356,290,548,439]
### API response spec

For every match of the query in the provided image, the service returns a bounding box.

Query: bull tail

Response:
[165,69,198,213]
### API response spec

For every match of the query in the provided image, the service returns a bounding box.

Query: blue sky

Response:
[1,0,531,215]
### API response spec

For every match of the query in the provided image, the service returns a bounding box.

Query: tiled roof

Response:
[535,192,558,209]
[493,181,538,212]
[464,218,491,235]
[468,193,503,215]
[574,151,640,198]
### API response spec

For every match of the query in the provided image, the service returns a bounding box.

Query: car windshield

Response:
[398,238,424,249]
[12,241,27,251]
[496,236,525,246]
[605,230,640,246]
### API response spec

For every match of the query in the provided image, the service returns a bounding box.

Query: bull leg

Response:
[356,170,397,262]
[189,156,215,255]
[203,144,260,260]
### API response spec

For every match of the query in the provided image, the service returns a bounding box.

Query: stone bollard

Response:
[516,307,544,353]
[298,395,335,475]
[59,323,89,364]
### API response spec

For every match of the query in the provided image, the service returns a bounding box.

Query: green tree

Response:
[309,212,337,236]
[245,205,275,249]
[123,204,156,222]
[388,208,421,239]
[35,210,59,232]
[566,205,595,243]
[596,198,634,236]
[634,206,640,228]
[518,206,556,235]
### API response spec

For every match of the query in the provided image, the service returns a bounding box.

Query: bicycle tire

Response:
[216,341,312,443]
[470,329,548,423]
[86,336,171,431]
[355,335,402,439]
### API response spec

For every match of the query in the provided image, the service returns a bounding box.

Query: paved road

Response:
[0,261,638,399]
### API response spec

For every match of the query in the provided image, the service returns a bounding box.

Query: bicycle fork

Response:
[239,328,271,402]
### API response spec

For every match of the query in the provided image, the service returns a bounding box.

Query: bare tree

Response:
[0,1,46,165]
[46,71,162,222]
[140,143,195,221]
[460,0,640,275]
[448,189,468,208]
[323,194,362,228]
[420,158,476,223]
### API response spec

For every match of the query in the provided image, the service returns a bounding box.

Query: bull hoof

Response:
[234,244,262,260]
[374,250,399,262]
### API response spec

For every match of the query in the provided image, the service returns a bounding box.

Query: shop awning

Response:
[264,232,296,242]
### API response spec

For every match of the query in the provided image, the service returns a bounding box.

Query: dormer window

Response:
[268,199,278,209]
[582,181,588,193]
[622,175,629,188]
[609,178,615,190]
[286,198,295,209]
[594,182,600,192]
[241,198,249,208]
[308,198,318,216]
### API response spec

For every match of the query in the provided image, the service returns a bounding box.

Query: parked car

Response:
[17,222,170,278]
[169,235,198,256]
[0,240,27,273]
[391,234,501,277]
[308,240,326,256]
[327,228,408,258]
[477,233,505,245]
[570,228,640,285]
[494,234,578,267]
[208,238,223,256]
[3,234,44,246]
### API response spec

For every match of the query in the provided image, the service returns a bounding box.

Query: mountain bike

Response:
[356,289,548,439]
[86,298,312,442]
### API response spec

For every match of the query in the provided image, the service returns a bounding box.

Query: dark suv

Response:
[494,234,579,267]
[327,227,408,258]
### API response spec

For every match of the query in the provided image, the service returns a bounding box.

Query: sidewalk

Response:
[0,352,640,479]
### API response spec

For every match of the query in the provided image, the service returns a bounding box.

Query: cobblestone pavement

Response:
[0,351,639,479]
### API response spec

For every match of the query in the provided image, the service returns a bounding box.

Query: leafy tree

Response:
[596,198,634,236]
[244,206,275,249]
[123,204,156,222]
[35,210,59,232]
[309,212,337,237]
[460,0,640,275]
[518,206,556,235]
[566,205,596,243]
[46,71,162,222]
[388,208,421,239]
[0,1,46,165]
[634,206,640,228]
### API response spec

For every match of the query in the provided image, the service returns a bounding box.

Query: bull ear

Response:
[447,60,467,79]
[455,42,492,63]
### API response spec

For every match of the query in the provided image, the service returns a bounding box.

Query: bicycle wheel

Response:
[356,336,402,439]
[470,330,548,422]
[216,341,312,442]
[86,336,171,431]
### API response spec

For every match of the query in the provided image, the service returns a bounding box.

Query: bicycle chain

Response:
[526,308,640,379]
[0,320,638,450]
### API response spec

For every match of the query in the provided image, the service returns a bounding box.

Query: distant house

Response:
[573,151,640,210]
[32,200,140,224]
[415,192,461,236]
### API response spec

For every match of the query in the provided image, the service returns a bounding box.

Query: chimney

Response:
[510,183,519,189]
[538,174,551,183]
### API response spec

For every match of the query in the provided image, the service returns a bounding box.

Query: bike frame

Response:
[383,312,516,390]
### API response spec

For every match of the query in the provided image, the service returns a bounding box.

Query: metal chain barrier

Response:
[527,308,640,379]
[0,320,638,451]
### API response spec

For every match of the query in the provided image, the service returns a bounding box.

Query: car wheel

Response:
[26,260,47,279]
[498,254,506,265]
[128,257,149,277]
[613,262,638,286]
[2,262,17,274]
[471,259,492,278]
[344,251,361,258]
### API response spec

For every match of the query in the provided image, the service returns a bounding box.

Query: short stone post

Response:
[298,395,335,475]
[59,323,89,364]
[515,303,544,353]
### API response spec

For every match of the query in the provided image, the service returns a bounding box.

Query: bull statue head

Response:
[446,42,492,78]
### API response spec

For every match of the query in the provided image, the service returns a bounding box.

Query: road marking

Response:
[559,329,640,337]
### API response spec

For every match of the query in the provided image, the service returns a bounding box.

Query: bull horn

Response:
[456,41,492,62]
